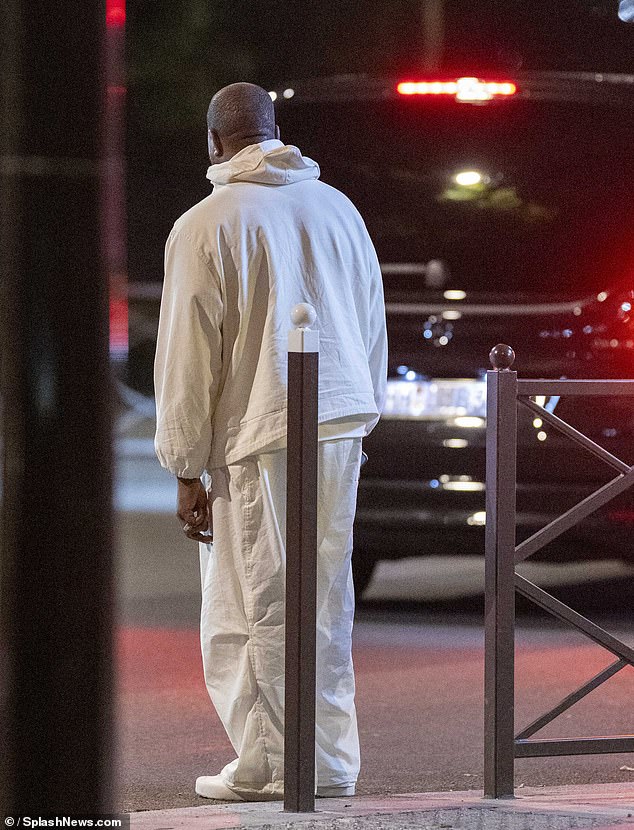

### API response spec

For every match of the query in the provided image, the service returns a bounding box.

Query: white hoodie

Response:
[154,139,387,476]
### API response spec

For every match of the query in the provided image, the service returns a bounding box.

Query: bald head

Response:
[207,83,279,164]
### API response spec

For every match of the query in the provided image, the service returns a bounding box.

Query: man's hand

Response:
[177,477,212,543]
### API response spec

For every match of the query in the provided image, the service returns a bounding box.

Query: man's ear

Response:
[275,124,281,141]
[210,129,223,160]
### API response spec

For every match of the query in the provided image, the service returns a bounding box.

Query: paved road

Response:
[116,607,634,813]
[114,446,634,813]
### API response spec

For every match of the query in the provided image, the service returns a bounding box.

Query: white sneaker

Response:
[316,784,356,797]
[195,775,244,801]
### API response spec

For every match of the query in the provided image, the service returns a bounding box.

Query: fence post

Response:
[484,344,518,798]
[284,303,319,813]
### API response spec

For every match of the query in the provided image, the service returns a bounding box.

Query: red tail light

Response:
[106,0,126,27]
[397,77,517,102]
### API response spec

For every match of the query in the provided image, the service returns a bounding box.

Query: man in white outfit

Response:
[154,82,387,802]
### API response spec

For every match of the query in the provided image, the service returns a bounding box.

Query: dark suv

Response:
[272,72,634,591]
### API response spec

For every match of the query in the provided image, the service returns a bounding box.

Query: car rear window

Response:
[275,97,634,297]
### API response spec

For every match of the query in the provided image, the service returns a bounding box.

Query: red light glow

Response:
[109,295,129,357]
[398,81,459,95]
[608,510,634,525]
[106,0,126,27]
[397,78,517,101]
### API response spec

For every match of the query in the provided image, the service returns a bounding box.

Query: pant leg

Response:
[313,438,362,787]
[257,439,361,787]
[199,438,361,797]
[199,458,286,800]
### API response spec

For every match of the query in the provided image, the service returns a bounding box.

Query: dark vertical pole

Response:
[484,345,517,799]
[0,0,113,816]
[421,0,445,70]
[285,304,319,813]
[103,0,129,362]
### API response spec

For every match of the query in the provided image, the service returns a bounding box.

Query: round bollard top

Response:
[489,343,515,370]
[290,303,317,328]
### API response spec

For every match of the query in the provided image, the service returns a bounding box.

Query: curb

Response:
[129,782,634,829]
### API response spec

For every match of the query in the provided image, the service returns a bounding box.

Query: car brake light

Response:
[397,77,517,102]
[106,0,126,27]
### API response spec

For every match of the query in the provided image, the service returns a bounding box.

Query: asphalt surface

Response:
[114,442,634,814]
[116,604,634,813]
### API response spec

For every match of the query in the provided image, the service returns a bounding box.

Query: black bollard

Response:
[284,303,319,813]
[484,344,517,799]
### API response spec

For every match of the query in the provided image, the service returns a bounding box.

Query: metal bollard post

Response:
[284,303,319,813]
[484,344,518,799]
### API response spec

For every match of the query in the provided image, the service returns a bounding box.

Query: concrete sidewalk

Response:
[130,782,634,829]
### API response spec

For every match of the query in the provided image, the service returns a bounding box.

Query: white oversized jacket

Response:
[154,139,387,477]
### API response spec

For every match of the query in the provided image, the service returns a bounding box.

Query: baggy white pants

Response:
[199,438,362,800]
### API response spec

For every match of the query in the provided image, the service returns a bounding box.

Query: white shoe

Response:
[316,784,356,797]
[195,775,244,801]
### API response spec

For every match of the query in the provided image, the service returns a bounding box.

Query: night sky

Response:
[127,0,633,133]
[125,0,633,285]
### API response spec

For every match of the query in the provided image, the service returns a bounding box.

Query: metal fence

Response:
[484,343,634,798]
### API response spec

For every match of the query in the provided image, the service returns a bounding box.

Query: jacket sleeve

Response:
[154,227,223,477]
[365,235,388,426]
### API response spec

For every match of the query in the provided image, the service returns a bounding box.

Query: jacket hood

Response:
[206,139,320,186]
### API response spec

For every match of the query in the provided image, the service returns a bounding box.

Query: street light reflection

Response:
[443,438,468,448]
[467,511,487,526]
[454,171,482,186]
[444,481,485,492]
[452,416,485,428]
